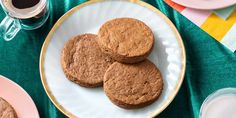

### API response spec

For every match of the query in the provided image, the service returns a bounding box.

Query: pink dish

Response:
[0,75,39,118]
[172,0,236,10]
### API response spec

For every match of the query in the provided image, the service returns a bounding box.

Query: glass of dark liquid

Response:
[0,0,50,41]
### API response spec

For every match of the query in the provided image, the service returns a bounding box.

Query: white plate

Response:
[172,0,236,10]
[40,0,186,118]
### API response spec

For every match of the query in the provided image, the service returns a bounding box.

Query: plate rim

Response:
[172,0,236,10]
[39,0,186,117]
[0,75,40,118]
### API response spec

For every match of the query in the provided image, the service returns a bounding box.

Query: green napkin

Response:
[0,0,236,118]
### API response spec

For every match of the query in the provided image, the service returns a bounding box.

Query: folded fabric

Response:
[165,0,236,52]
[214,5,236,20]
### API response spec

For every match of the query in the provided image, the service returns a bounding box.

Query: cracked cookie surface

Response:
[104,60,163,109]
[61,34,114,87]
[98,18,154,63]
[0,97,17,118]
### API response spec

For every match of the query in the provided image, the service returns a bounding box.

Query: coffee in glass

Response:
[0,0,50,41]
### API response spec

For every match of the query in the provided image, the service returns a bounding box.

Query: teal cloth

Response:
[0,0,236,118]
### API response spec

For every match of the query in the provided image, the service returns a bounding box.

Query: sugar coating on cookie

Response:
[61,34,114,87]
[98,18,154,63]
[0,97,17,118]
[104,60,163,109]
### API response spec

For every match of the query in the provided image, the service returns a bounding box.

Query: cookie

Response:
[98,18,154,63]
[104,60,163,109]
[0,97,17,118]
[61,34,114,87]
[61,34,83,83]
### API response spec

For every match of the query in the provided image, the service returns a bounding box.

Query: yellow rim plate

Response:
[40,0,186,117]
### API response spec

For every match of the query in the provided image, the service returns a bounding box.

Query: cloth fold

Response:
[165,0,236,52]
[213,5,236,20]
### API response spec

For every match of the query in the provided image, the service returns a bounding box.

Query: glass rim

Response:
[0,0,47,19]
[199,87,236,118]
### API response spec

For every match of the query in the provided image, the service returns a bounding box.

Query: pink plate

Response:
[172,0,236,10]
[0,75,39,118]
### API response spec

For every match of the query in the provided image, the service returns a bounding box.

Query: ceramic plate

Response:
[0,75,39,118]
[40,0,186,118]
[172,0,236,10]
